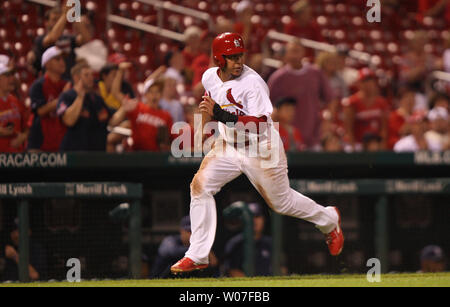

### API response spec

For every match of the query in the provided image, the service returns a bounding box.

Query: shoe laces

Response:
[325,230,336,245]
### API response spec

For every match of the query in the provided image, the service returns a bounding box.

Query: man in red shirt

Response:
[0,65,29,152]
[28,46,69,152]
[284,0,324,60]
[233,1,267,55]
[267,41,334,149]
[342,68,390,151]
[285,1,323,41]
[191,31,215,89]
[182,26,202,69]
[109,79,173,152]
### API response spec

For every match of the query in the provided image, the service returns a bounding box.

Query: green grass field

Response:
[1,272,449,287]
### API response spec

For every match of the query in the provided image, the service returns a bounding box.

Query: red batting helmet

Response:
[212,32,246,68]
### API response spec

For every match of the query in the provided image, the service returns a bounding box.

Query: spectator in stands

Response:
[428,92,450,110]
[215,17,234,34]
[164,48,186,86]
[149,216,218,278]
[342,68,389,151]
[161,71,186,123]
[0,64,29,153]
[321,132,344,152]
[56,62,114,151]
[233,0,267,56]
[0,55,22,101]
[28,3,92,79]
[267,41,334,149]
[27,47,69,152]
[104,60,146,153]
[387,89,416,149]
[419,245,446,273]
[284,0,323,60]
[98,64,120,110]
[393,111,442,152]
[285,0,323,41]
[316,51,349,112]
[191,31,215,90]
[107,53,136,99]
[362,133,383,152]
[223,203,273,277]
[316,51,349,139]
[273,97,305,152]
[398,31,439,97]
[182,26,202,68]
[73,15,108,73]
[109,78,172,152]
[1,218,47,281]
[98,62,132,111]
[425,106,449,150]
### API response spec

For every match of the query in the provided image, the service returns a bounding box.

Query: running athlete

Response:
[171,33,344,273]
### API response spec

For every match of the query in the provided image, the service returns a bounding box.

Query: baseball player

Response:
[171,33,344,273]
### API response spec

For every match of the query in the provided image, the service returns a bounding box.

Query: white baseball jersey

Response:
[202,65,274,144]
[183,64,340,265]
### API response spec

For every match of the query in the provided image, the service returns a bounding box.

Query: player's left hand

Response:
[199,95,216,117]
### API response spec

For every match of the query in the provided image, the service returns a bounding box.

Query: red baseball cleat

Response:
[325,207,344,256]
[170,257,208,274]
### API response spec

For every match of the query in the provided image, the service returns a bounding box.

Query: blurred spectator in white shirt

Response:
[394,111,442,152]
[425,106,449,150]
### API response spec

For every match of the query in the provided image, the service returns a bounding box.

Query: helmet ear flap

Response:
[213,54,226,68]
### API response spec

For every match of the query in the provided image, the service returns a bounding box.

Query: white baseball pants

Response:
[184,136,339,264]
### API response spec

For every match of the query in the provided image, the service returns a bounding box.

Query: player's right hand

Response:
[199,95,215,117]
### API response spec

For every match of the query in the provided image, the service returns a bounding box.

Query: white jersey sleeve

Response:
[244,74,273,119]
[201,67,216,97]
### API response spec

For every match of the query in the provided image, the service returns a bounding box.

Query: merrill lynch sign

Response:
[0,183,129,197]
[0,184,33,196]
[385,180,444,193]
[299,181,358,193]
[65,184,128,196]
[293,179,448,194]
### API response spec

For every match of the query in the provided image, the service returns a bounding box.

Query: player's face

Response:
[224,53,244,77]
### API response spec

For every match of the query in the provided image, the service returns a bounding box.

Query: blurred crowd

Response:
[0,0,449,154]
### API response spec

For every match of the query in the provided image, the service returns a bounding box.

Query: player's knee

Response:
[190,173,204,198]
